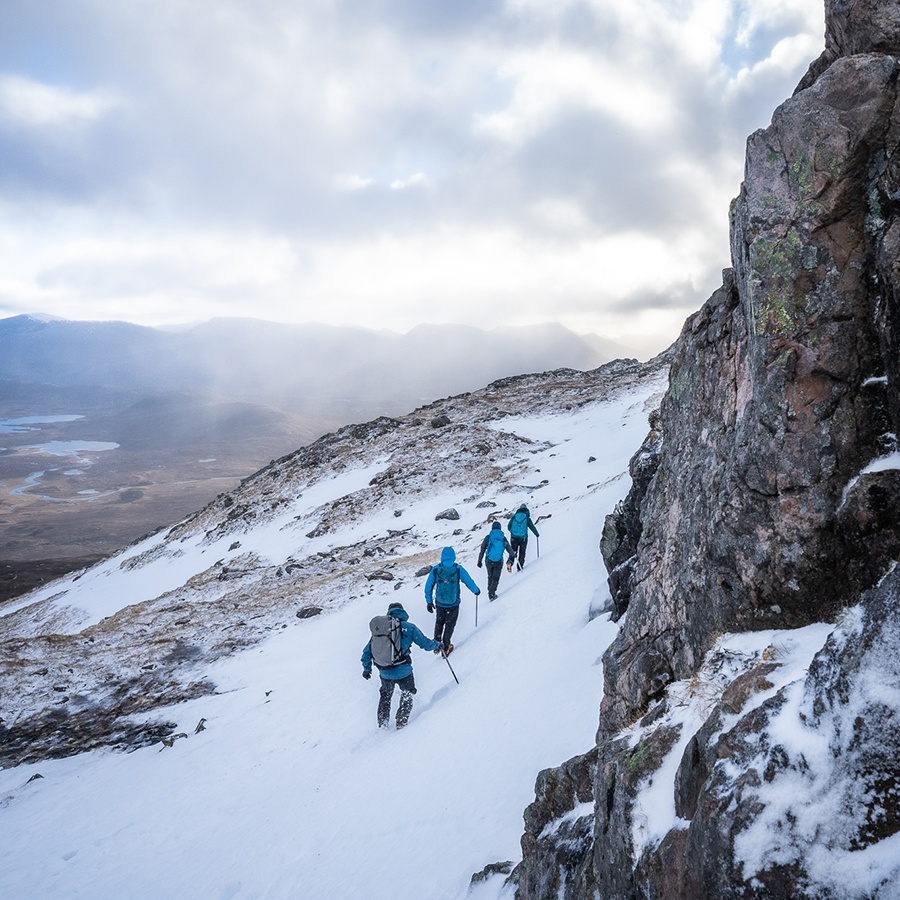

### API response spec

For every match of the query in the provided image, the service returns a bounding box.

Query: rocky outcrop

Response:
[512,1,900,897]
[604,36,900,735]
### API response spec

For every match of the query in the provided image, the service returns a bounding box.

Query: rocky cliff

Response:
[510,1,900,897]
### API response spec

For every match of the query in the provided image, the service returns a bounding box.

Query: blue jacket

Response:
[424,547,480,608]
[508,506,539,540]
[361,606,439,680]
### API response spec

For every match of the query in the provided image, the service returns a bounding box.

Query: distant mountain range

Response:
[0,315,635,418]
[0,314,637,569]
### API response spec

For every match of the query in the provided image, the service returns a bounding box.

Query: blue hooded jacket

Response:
[361,605,439,681]
[424,546,480,608]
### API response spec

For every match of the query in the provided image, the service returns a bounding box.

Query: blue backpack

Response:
[486,529,506,562]
[509,511,529,539]
[433,564,460,605]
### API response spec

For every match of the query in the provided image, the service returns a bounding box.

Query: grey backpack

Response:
[369,615,406,669]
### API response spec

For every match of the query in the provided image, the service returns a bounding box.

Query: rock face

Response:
[605,40,900,737]
[511,2,900,897]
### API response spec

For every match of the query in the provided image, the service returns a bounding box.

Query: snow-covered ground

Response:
[3,359,889,899]
[0,370,663,899]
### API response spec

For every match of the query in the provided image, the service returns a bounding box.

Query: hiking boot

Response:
[506,561,512,573]
[488,593,496,601]
[445,643,454,655]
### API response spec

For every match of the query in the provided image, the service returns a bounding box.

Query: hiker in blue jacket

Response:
[424,546,480,655]
[477,521,513,601]
[507,504,539,571]
[361,602,440,729]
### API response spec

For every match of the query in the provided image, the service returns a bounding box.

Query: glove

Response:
[477,560,483,568]
[362,670,371,680]
[427,603,434,613]
[475,589,481,596]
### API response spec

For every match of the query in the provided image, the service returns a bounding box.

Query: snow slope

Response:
[0,368,664,899]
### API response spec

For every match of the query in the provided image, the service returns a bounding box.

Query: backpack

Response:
[486,529,506,562]
[433,564,460,605]
[509,511,529,539]
[369,615,407,669]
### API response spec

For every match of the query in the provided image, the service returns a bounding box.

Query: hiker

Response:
[507,504,539,571]
[361,601,441,729]
[424,546,480,655]
[477,521,513,600]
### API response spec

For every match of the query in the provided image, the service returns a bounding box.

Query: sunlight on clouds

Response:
[0,76,121,128]
[474,45,674,143]
[506,0,730,67]
[298,224,713,335]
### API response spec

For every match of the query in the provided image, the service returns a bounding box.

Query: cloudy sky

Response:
[0,0,824,356]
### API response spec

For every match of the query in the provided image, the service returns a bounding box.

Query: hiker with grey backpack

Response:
[424,546,480,655]
[361,602,441,729]
[477,521,513,600]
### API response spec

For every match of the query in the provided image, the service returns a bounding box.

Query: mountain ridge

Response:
[0,314,635,409]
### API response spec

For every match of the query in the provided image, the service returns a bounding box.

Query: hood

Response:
[517,505,529,514]
[387,606,409,622]
[440,547,456,566]
[491,521,501,530]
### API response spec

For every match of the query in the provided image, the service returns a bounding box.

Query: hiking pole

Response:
[537,535,540,559]
[475,592,479,628]
[441,647,460,685]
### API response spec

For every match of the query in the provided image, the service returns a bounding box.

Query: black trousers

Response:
[378,673,416,727]
[485,558,503,596]
[433,604,460,651]
[510,536,528,568]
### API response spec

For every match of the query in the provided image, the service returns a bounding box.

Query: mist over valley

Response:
[0,315,628,599]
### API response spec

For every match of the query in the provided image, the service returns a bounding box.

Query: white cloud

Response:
[473,44,676,144]
[0,0,826,355]
[733,0,824,47]
[0,75,121,128]
[390,172,428,190]
[728,33,823,94]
